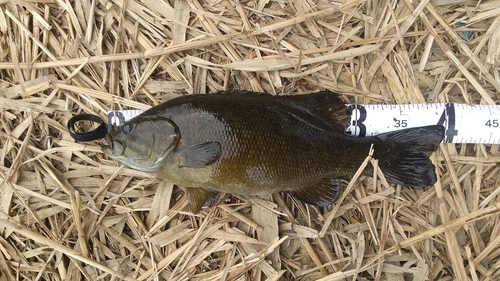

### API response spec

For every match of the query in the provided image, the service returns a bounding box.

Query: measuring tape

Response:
[107,103,500,144]
[345,103,500,144]
[107,110,144,132]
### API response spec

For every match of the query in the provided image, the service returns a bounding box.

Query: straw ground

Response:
[1,0,500,280]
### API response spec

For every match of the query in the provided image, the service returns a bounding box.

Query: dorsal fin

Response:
[209,90,349,132]
[276,90,349,133]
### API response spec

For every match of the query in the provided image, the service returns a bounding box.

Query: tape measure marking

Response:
[107,109,144,131]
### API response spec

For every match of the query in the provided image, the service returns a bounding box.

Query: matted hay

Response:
[1,0,500,280]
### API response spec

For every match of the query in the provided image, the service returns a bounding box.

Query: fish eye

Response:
[122,124,132,134]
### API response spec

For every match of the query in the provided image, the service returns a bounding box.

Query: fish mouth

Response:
[101,134,125,157]
[104,134,112,147]
[101,144,114,157]
[101,135,112,156]
[101,142,119,159]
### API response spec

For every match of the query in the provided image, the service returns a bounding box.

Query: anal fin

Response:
[289,178,341,207]
[185,187,220,213]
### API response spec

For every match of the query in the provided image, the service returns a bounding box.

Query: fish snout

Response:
[102,135,125,157]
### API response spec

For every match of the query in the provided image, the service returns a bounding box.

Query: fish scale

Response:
[174,100,327,192]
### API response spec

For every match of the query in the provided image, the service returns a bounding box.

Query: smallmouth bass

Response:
[102,91,445,213]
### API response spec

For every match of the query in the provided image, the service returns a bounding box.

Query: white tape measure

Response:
[107,109,144,131]
[108,103,500,144]
[345,103,500,144]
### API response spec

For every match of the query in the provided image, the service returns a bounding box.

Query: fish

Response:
[102,90,445,213]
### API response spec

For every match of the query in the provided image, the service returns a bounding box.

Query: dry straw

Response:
[1,0,500,280]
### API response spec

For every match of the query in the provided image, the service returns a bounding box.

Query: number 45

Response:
[485,119,499,128]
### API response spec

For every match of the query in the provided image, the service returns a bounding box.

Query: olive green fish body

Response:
[102,91,445,212]
[150,94,370,194]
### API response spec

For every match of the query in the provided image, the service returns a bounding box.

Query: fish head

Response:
[102,116,180,172]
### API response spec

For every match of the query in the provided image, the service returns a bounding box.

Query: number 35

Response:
[394,119,408,128]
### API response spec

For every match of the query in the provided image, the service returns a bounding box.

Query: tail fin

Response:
[374,125,445,187]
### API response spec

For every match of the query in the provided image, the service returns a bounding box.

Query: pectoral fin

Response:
[178,142,221,168]
[185,187,221,213]
[289,178,342,207]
